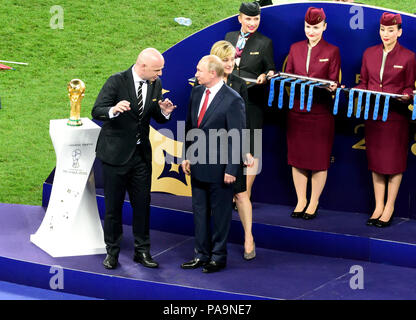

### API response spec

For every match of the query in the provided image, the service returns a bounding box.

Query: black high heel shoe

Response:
[366,214,383,226]
[374,216,393,228]
[291,204,307,218]
[366,218,379,226]
[302,205,318,220]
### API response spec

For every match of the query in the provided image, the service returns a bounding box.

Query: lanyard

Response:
[355,90,364,118]
[372,93,381,120]
[300,81,316,110]
[278,78,295,109]
[288,79,304,109]
[333,87,342,115]
[267,76,283,106]
[306,83,319,112]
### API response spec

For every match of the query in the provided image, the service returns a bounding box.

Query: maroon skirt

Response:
[287,108,335,171]
[365,113,409,175]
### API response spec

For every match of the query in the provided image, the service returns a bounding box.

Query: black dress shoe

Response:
[181,258,208,269]
[133,252,159,268]
[202,261,226,273]
[103,254,118,269]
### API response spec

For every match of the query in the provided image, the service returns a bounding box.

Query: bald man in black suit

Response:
[92,48,176,270]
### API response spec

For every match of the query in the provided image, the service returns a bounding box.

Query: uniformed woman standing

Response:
[285,7,341,219]
[225,2,276,203]
[356,13,416,227]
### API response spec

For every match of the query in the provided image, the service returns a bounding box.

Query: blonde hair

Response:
[210,40,236,61]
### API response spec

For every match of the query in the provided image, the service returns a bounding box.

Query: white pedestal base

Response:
[31,118,106,257]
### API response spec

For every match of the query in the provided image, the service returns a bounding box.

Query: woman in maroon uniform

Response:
[285,7,341,219]
[356,13,416,227]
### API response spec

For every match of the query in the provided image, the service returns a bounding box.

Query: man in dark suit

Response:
[181,55,245,273]
[92,48,176,270]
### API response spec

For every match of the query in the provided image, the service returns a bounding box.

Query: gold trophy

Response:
[67,79,86,126]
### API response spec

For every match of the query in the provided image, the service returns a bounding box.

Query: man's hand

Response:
[224,173,236,184]
[159,98,176,115]
[113,100,131,115]
[181,160,191,175]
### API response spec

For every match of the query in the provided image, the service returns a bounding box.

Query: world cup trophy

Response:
[67,79,86,126]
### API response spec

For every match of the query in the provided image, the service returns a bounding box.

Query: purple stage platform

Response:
[2,199,416,300]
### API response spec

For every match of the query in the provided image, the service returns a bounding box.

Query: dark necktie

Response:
[137,80,145,119]
[197,89,210,128]
[136,80,146,144]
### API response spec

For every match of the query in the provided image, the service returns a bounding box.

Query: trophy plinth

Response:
[67,79,85,127]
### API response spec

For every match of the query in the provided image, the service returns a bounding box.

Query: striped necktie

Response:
[137,80,146,119]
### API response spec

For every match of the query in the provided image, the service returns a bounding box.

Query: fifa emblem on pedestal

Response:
[67,79,85,126]
[72,149,81,168]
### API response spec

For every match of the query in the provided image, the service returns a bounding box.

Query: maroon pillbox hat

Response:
[305,7,326,25]
[380,12,402,26]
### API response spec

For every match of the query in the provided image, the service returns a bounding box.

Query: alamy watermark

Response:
[50,5,64,29]
[49,265,64,290]
[349,6,364,30]
[349,265,364,290]
[153,121,263,175]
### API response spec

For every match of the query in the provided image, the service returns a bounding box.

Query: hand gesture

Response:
[113,100,131,115]
[159,98,177,115]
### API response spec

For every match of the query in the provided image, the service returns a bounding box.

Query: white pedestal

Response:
[30,118,106,257]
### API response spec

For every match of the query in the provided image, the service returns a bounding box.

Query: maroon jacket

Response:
[286,39,341,114]
[355,42,416,120]
[356,42,416,96]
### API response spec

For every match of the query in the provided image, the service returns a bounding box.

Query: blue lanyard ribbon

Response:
[306,83,319,112]
[413,95,416,120]
[288,79,304,109]
[347,89,356,118]
[278,78,294,109]
[355,90,364,118]
[382,95,391,122]
[300,81,316,110]
[267,76,283,107]
[333,87,342,115]
[364,91,371,120]
[373,93,381,120]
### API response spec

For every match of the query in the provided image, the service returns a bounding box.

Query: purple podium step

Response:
[2,203,416,300]
[41,183,416,269]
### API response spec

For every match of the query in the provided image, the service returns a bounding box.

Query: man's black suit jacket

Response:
[185,83,246,183]
[92,66,169,166]
[225,31,275,79]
